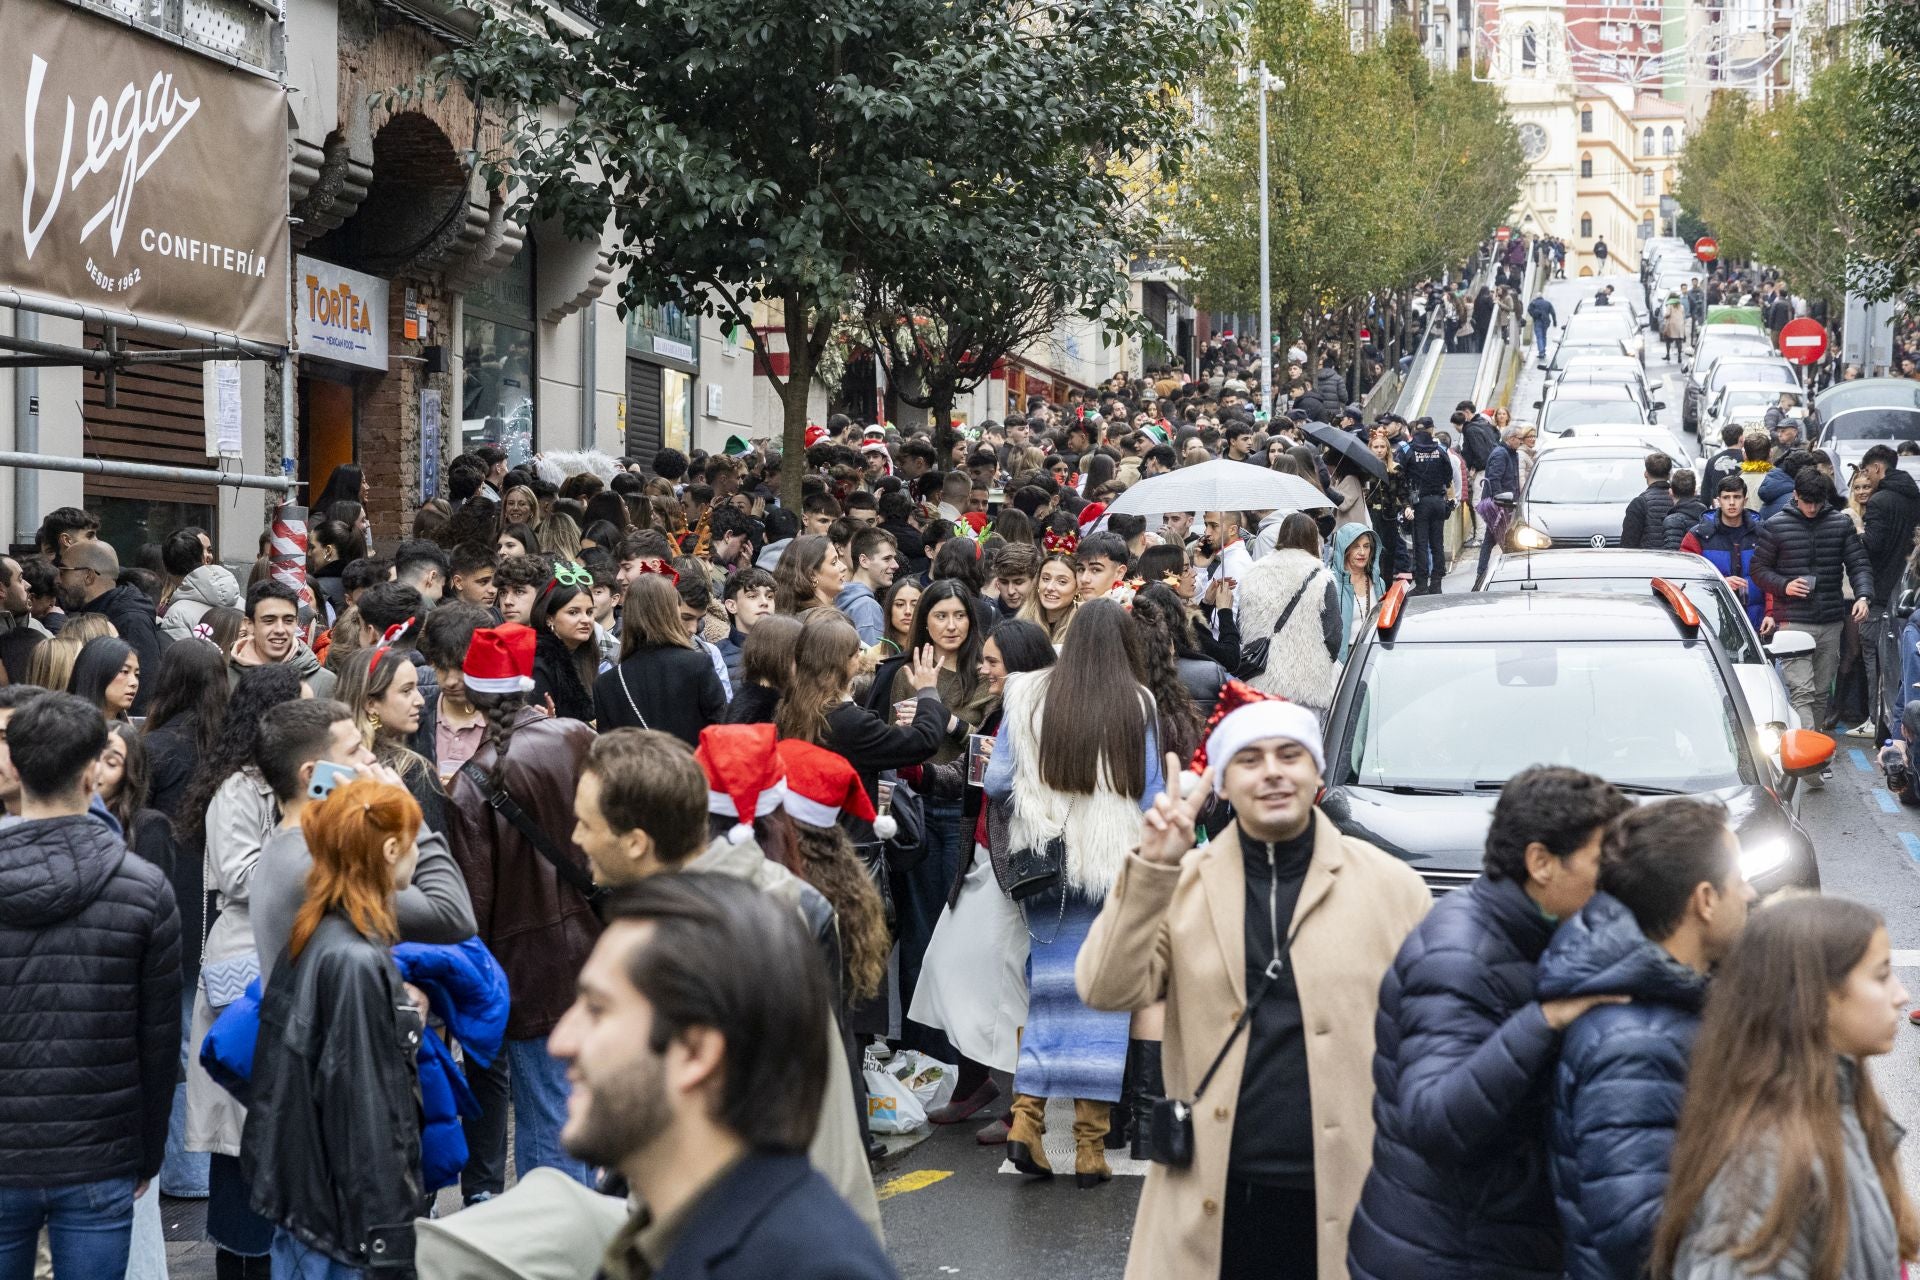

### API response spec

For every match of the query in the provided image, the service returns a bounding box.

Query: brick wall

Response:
[360,276,453,538]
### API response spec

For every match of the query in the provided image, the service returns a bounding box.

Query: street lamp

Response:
[1236,61,1282,422]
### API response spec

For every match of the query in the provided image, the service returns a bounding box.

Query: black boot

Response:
[1106,1042,1135,1150]
[1129,1039,1164,1162]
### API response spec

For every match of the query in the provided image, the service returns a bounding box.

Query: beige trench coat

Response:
[1077,812,1430,1278]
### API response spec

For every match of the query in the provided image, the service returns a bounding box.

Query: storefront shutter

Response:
[625,356,664,468]
[82,325,221,508]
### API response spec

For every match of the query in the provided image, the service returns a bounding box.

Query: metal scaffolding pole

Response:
[0,452,295,493]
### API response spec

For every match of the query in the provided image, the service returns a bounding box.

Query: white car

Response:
[1705,382,1811,441]
[1535,422,1696,466]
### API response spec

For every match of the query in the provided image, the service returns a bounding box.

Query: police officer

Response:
[1406,417,1455,595]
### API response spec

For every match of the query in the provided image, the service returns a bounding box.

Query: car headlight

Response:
[1739,837,1792,881]
[1758,721,1785,756]
[1512,524,1552,550]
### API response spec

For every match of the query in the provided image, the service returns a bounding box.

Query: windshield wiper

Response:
[1607,783,1689,796]
[1374,784,1469,795]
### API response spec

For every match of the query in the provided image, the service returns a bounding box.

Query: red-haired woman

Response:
[243,778,425,1279]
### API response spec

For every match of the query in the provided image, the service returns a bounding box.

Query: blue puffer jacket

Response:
[1349,874,1563,1280]
[1536,892,1707,1280]
[202,936,508,1192]
[1757,464,1797,522]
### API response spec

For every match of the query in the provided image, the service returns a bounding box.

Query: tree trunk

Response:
[779,296,815,508]
[930,384,956,458]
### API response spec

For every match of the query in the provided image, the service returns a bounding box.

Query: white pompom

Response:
[872,813,898,841]
[1178,769,1207,798]
[728,822,753,845]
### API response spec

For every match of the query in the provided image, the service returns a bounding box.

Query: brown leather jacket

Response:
[444,709,601,1040]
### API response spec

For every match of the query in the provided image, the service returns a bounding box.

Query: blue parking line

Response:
[1878,790,1900,814]
[1901,833,1920,864]
[1851,748,1874,772]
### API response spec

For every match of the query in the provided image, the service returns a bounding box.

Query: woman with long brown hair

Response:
[244,778,426,1278]
[724,613,801,726]
[528,570,600,724]
[983,598,1161,1187]
[592,571,725,743]
[337,643,446,833]
[779,613,946,840]
[772,534,849,615]
[1016,551,1080,643]
[1655,896,1918,1280]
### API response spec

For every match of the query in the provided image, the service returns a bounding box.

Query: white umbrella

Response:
[1104,459,1333,517]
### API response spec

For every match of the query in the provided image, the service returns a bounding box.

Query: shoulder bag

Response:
[1149,954,1286,1168]
[460,763,608,921]
[1238,575,1317,678]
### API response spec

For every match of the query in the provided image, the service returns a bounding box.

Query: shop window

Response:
[461,244,537,466]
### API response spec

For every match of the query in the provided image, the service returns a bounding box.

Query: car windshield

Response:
[1526,455,1649,503]
[1550,342,1625,370]
[1825,409,1920,442]
[1342,641,1751,791]
[1544,400,1647,429]
[1693,336,1773,375]
[1479,579,1760,662]
[1709,362,1795,393]
[1721,392,1792,420]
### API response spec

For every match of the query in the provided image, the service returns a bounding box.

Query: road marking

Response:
[877,1170,952,1201]
[1900,833,1920,864]
[1878,790,1901,813]
[1896,950,1920,968]
[1852,748,1874,772]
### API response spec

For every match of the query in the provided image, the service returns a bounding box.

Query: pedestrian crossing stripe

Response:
[877,1170,953,1201]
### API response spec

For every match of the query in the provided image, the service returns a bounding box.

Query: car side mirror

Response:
[1778,728,1835,778]
[1765,630,1816,659]
[1532,399,1543,409]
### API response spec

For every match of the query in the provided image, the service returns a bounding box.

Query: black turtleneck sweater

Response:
[1229,822,1316,1187]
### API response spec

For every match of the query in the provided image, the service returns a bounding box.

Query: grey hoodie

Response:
[160,565,240,645]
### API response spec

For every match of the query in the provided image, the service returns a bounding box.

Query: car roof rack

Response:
[1377,580,1410,635]
[1650,576,1700,633]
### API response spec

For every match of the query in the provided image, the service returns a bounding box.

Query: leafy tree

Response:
[1850,0,1920,301]
[424,0,1230,500]
[1180,9,1520,390]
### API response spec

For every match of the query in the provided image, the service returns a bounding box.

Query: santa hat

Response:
[462,624,537,696]
[695,725,788,844]
[860,439,894,476]
[1076,501,1108,530]
[804,423,830,449]
[1187,679,1325,795]
[774,740,895,840]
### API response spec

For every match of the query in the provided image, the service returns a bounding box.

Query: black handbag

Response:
[1005,832,1065,901]
[876,771,926,873]
[1237,575,1317,678]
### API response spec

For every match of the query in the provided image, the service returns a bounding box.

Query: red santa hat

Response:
[1186,679,1324,795]
[1076,501,1109,529]
[804,423,830,449]
[773,739,895,840]
[695,725,788,844]
[462,624,537,696]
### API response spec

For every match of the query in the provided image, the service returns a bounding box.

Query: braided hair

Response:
[468,687,528,791]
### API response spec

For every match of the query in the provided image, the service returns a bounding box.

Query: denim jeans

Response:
[505,1038,593,1186]
[1533,317,1549,358]
[0,1177,135,1280]
[271,1228,365,1279]
[161,984,209,1198]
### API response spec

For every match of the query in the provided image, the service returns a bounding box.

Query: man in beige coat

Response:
[1078,682,1429,1279]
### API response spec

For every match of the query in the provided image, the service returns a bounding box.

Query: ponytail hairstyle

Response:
[289,778,420,963]
[469,685,529,791]
[785,820,890,1004]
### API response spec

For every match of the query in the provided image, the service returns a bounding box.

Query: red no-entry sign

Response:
[1496,226,1511,243]
[1779,317,1829,366]
[1694,237,1719,262]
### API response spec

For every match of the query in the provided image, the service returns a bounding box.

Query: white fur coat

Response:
[999,670,1148,898]
[1238,548,1337,711]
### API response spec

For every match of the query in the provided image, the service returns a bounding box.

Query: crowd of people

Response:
[0,351,1910,1280]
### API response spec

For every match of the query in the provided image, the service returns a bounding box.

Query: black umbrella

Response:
[1300,420,1387,480]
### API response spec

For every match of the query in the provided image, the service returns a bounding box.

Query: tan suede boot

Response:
[1006,1093,1052,1178]
[1073,1098,1112,1188]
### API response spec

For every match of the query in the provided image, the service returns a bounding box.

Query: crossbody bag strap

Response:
[1190,916,1305,1103]
[459,763,601,907]
[1267,575,1316,639]
[615,667,648,730]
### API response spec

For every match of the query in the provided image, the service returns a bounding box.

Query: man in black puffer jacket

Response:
[1751,467,1873,743]
[0,693,181,1276]
[1618,452,1676,549]
[1349,767,1632,1280]
[1859,444,1920,733]
[1659,468,1707,551]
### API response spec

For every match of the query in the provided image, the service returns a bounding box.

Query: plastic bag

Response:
[891,1049,958,1114]
[864,1066,928,1135]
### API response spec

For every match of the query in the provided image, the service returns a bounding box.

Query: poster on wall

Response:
[0,0,290,343]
